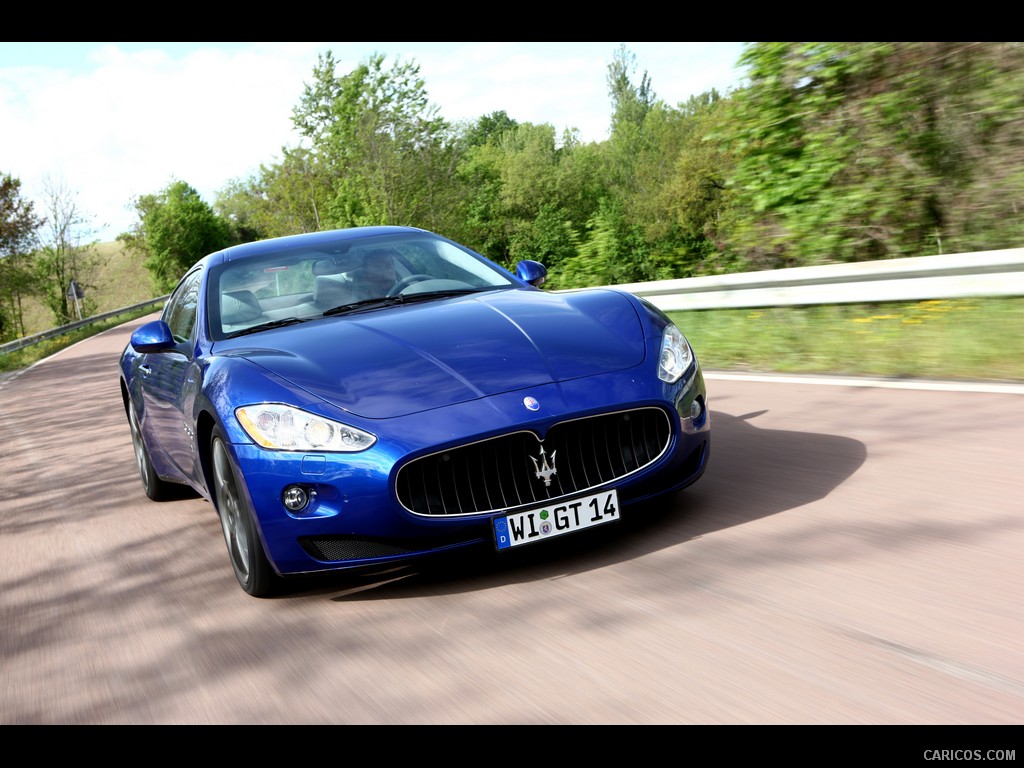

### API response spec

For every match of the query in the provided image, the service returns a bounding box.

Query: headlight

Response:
[658,324,693,383]
[235,404,377,452]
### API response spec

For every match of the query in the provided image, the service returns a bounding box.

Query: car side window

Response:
[163,269,202,344]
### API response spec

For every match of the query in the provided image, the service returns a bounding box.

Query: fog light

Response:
[282,485,310,511]
[690,398,704,421]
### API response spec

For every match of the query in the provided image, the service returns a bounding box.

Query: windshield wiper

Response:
[395,288,491,303]
[223,316,309,338]
[322,296,406,316]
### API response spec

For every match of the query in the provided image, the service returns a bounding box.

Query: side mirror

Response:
[130,320,176,353]
[515,259,548,288]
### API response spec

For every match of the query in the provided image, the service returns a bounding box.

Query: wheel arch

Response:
[195,408,219,499]
[119,376,132,419]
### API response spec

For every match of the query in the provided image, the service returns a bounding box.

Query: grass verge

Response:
[671,297,1024,382]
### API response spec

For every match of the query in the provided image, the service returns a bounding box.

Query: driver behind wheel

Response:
[357,248,399,299]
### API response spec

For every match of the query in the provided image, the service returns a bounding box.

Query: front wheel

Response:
[128,397,176,501]
[210,427,276,597]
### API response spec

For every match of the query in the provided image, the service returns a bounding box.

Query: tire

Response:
[128,398,176,502]
[210,427,276,597]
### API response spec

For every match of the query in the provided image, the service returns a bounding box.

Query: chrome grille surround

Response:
[396,407,672,518]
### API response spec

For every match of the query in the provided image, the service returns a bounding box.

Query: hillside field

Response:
[21,241,157,336]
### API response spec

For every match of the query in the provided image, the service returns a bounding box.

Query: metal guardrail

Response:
[617,248,1024,311]
[0,296,168,355]
[3,248,1023,355]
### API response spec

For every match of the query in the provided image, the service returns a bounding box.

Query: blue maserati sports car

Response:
[119,226,711,596]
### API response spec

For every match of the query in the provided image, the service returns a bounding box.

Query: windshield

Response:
[208,231,516,340]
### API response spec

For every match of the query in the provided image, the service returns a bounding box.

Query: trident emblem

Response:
[530,445,557,487]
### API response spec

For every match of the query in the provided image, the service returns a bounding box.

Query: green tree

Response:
[121,180,233,294]
[33,177,100,325]
[649,90,735,276]
[444,110,524,254]
[454,121,579,271]
[718,42,913,266]
[291,51,460,232]
[556,197,625,288]
[569,45,663,284]
[461,110,519,148]
[0,173,44,340]
[604,45,655,191]
[922,42,1024,254]
[716,42,1024,266]
[608,46,654,135]
[217,146,333,241]
[561,46,743,284]
[451,126,512,258]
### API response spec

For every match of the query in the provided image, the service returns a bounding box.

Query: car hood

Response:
[221,289,648,419]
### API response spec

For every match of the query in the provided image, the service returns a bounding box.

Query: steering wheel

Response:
[387,274,433,297]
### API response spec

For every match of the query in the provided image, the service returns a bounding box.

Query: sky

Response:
[1,42,747,243]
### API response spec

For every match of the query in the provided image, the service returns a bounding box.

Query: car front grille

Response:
[396,407,672,517]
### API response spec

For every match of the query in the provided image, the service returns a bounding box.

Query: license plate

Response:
[493,489,619,550]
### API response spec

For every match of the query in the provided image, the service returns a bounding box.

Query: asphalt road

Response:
[1,317,1022,725]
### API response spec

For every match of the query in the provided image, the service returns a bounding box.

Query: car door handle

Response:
[140,364,152,375]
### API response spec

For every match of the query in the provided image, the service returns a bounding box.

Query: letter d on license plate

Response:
[493,489,619,550]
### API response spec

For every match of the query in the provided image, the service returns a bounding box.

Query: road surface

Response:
[1,316,1022,725]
